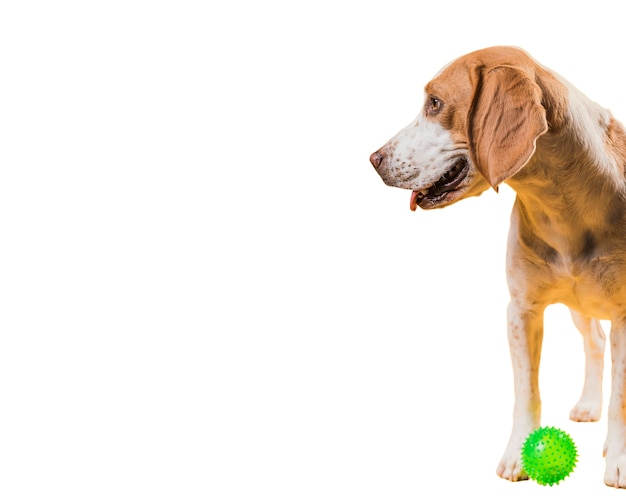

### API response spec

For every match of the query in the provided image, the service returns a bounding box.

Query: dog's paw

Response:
[570,398,601,422]
[496,450,528,482]
[604,453,626,488]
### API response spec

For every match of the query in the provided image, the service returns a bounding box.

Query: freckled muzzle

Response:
[370,148,470,210]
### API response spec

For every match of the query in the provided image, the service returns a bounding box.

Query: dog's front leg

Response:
[604,322,626,488]
[496,300,544,482]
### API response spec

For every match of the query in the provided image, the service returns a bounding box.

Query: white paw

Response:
[496,448,528,482]
[570,398,601,422]
[604,453,626,488]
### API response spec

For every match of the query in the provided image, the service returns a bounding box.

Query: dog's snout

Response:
[370,150,384,169]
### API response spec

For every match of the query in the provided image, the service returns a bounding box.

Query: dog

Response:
[370,46,626,488]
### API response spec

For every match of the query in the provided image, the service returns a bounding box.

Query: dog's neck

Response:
[505,89,626,258]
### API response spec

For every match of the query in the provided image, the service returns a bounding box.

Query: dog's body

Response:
[370,46,626,488]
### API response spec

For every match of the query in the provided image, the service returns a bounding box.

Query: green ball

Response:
[521,426,578,486]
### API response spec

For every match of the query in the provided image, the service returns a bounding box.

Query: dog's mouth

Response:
[410,157,470,210]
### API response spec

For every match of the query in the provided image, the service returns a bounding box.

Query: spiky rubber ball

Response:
[521,426,578,486]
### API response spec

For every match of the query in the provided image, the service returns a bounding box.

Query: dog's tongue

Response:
[410,191,419,211]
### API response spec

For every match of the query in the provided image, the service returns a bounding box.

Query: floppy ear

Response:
[467,66,548,189]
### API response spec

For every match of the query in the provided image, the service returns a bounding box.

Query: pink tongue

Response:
[410,191,419,211]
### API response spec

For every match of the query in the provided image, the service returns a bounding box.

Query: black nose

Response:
[370,151,383,169]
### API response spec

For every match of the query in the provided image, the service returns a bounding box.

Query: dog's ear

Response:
[467,66,548,189]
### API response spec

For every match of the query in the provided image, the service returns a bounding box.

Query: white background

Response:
[2,0,626,499]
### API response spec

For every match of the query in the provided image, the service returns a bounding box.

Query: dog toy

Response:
[521,426,578,486]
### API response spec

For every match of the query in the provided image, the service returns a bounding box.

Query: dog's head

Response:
[370,46,549,210]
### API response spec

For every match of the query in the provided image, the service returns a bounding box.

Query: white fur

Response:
[375,110,462,190]
[557,74,623,187]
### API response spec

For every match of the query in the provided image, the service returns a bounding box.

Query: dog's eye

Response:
[427,96,442,115]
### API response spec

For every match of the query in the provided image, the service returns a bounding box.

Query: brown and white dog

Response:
[370,46,626,488]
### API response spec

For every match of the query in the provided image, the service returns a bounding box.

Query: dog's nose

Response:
[370,150,383,169]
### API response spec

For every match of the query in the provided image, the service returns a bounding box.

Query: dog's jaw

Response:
[409,157,470,210]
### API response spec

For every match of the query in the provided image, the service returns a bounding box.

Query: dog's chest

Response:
[541,255,623,319]
[509,202,626,318]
